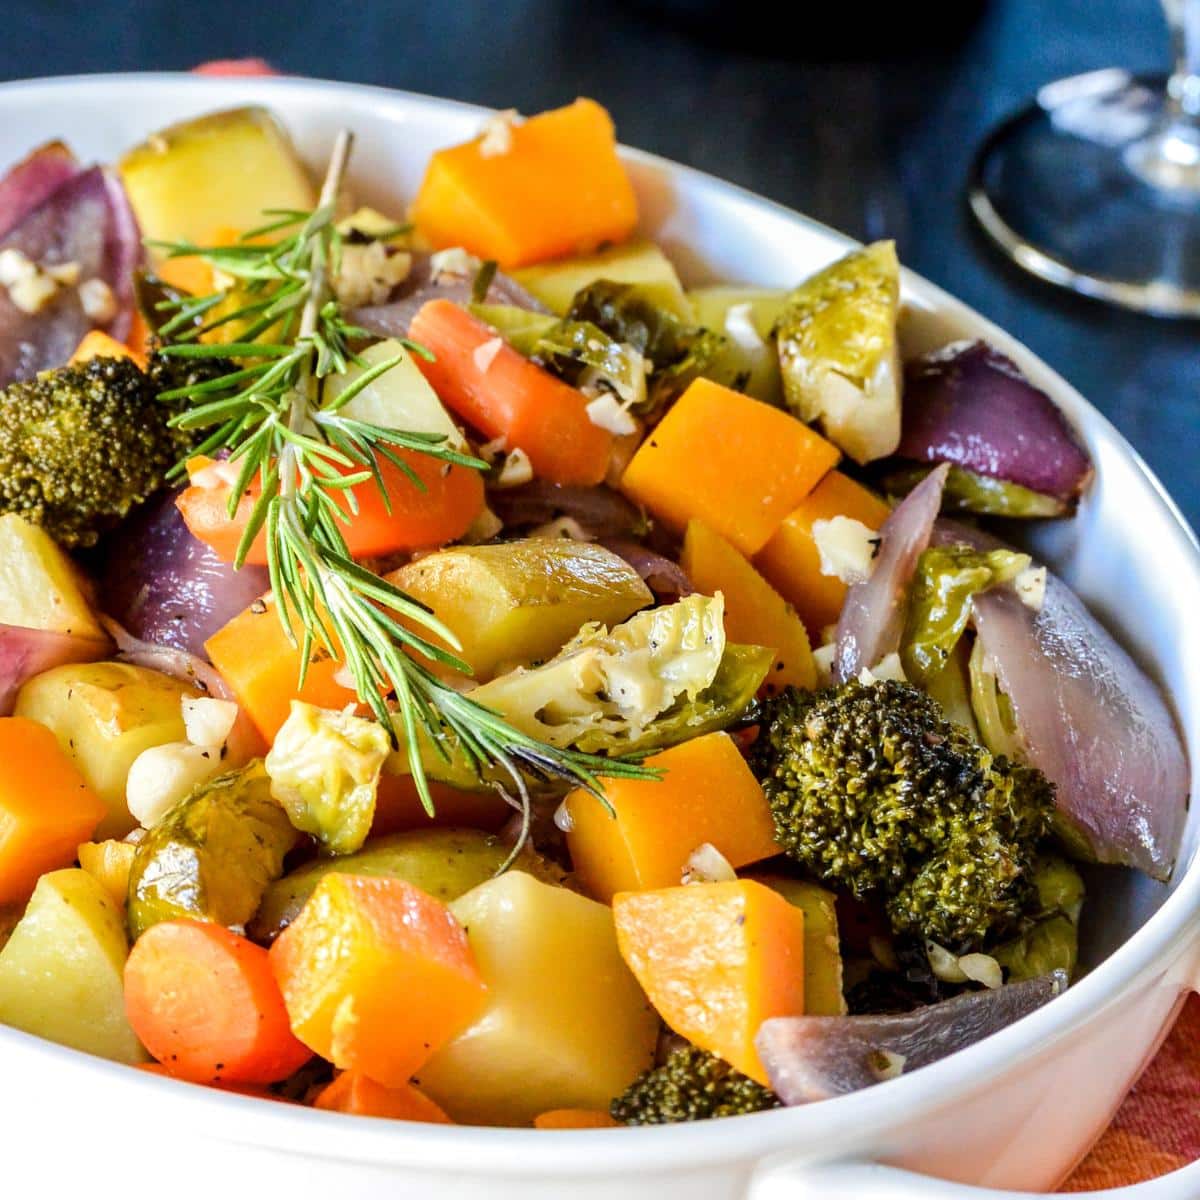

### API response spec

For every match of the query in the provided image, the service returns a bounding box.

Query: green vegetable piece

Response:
[127,761,296,939]
[775,240,901,464]
[901,544,1030,689]
[265,702,391,855]
[687,286,788,403]
[992,856,1084,982]
[248,828,568,944]
[881,464,1067,519]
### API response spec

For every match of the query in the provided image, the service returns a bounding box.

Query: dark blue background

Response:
[4,0,1196,527]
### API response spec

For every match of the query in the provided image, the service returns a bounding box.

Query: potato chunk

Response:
[417,872,658,1125]
[387,539,652,680]
[14,662,199,838]
[0,869,146,1063]
[0,513,105,639]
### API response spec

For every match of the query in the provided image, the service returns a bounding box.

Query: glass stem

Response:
[1163,0,1200,124]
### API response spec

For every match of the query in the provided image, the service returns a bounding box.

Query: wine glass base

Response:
[968,69,1200,317]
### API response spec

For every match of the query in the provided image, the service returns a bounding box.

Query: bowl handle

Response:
[748,1157,1200,1198]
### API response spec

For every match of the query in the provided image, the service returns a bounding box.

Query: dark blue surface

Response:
[3,0,1195,526]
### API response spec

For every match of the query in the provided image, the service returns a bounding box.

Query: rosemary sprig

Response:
[152,129,658,826]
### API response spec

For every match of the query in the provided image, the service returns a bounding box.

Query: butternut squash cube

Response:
[565,732,780,903]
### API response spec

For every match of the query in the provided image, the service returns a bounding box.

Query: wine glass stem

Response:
[1164,0,1200,123]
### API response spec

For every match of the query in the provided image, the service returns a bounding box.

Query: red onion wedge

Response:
[757,970,1067,1104]
[349,254,546,338]
[490,480,644,540]
[0,623,108,715]
[100,490,269,660]
[0,141,80,238]
[0,166,141,386]
[896,341,1093,508]
[972,575,1188,880]
[599,538,693,602]
[834,463,947,682]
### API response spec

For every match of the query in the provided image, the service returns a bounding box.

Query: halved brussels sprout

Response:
[880,464,1067,519]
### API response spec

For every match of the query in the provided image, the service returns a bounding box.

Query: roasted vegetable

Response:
[754,875,846,1016]
[249,828,565,944]
[775,241,901,464]
[611,1044,780,1125]
[126,761,296,939]
[992,856,1084,982]
[747,679,1055,949]
[880,464,1066,519]
[265,702,391,855]
[687,286,787,403]
[0,868,146,1063]
[0,356,193,547]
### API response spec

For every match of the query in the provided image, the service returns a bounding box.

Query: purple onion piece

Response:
[0,141,79,239]
[490,480,644,540]
[599,538,693,602]
[972,576,1187,880]
[100,490,269,660]
[349,254,547,338]
[897,341,1093,505]
[0,623,108,715]
[0,166,141,386]
[757,970,1067,1104]
[834,463,947,682]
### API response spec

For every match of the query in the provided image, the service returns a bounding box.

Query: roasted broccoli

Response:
[747,679,1055,949]
[0,353,199,547]
[611,1045,781,1125]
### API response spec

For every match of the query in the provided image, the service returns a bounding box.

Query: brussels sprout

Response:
[992,856,1084,982]
[901,544,1030,689]
[248,828,568,944]
[127,761,296,939]
[775,241,901,464]
[265,702,391,855]
[880,464,1067,519]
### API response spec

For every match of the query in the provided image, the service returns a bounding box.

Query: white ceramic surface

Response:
[0,74,1197,1200]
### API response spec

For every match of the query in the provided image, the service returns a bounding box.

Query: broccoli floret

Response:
[747,679,1054,950]
[0,353,196,547]
[611,1045,780,1125]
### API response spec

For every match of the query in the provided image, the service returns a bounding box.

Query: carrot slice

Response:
[0,717,106,904]
[176,450,483,566]
[70,329,146,370]
[409,299,613,486]
[269,874,487,1087]
[124,920,312,1085]
[315,1071,453,1123]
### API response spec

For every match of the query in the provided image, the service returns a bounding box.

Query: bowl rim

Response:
[0,69,1197,1172]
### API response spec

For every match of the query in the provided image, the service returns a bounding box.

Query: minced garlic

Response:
[333,240,412,308]
[78,277,117,323]
[478,109,520,158]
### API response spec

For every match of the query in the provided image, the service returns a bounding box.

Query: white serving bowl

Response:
[0,74,1196,1200]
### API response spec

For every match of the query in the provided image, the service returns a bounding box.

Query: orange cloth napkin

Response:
[1061,994,1199,1190]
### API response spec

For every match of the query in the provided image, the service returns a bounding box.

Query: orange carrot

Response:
[565,732,780,903]
[205,595,358,743]
[0,717,106,904]
[176,450,483,566]
[135,1061,287,1101]
[409,299,612,486]
[124,920,312,1085]
[613,880,807,1085]
[620,377,841,556]
[410,99,638,269]
[69,329,146,370]
[315,1071,453,1123]
[270,874,487,1087]
[533,1109,620,1130]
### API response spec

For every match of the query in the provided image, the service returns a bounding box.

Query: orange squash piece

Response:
[0,717,106,904]
[411,99,638,269]
[315,1071,453,1124]
[754,470,891,636]
[613,880,806,1085]
[270,874,487,1087]
[69,329,146,369]
[565,732,779,904]
[534,1109,620,1130]
[620,378,841,556]
[205,597,357,743]
[681,520,816,694]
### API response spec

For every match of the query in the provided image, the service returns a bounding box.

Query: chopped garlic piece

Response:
[473,335,504,374]
[682,843,737,885]
[529,516,594,541]
[553,799,575,833]
[1015,564,1047,612]
[813,642,837,688]
[333,662,356,690]
[925,940,1002,989]
[78,277,117,323]
[585,391,638,436]
[46,261,81,286]
[870,652,907,682]
[495,446,533,488]
[8,272,59,314]
[461,504,504,544]
[333,240,412,308]
[181,696,239,749]
[868,1049,906,1082]
[478,108,520,158]
[478,435,508,464]
[127,742,223,828]
[430,247,481,280]
[813,516,879,585]
[0,247,36,286]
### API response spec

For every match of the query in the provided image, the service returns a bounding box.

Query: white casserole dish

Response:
[0,73,1196,1200]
